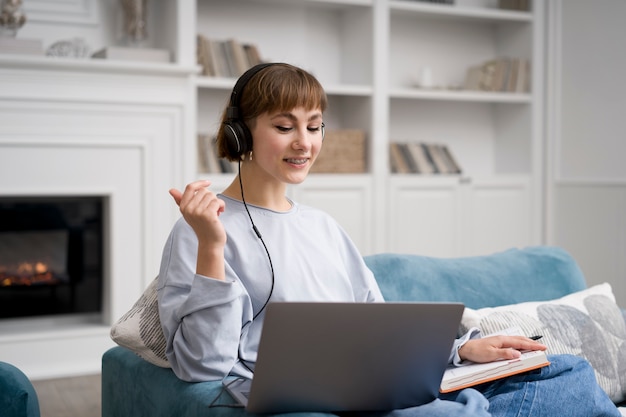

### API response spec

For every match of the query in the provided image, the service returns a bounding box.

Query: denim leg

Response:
[480,354,620,417]
[340,354,618,417]
[342,388,491,417]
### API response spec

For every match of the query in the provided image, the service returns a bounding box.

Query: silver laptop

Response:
[224,301,464,414]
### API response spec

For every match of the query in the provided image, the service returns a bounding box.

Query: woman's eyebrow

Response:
[271,112,323,122]
[270,112,296,122]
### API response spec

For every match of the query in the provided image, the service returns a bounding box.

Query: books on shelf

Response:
[197,134,237,174]
[464,58,530,93]
[389,142,461,175]
[440,328,550,393]
[197,34,264,78]
[310,130,366,174]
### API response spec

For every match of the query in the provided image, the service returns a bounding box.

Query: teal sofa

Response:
[102,246,590,416]
[0,361,40,417]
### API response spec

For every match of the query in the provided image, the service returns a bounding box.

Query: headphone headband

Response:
[227,63,275,121]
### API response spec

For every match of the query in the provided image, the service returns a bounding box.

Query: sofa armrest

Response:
[102,346,335,417]
[0,361,40,417]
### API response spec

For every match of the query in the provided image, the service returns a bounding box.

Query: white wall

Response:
[546,0,626,306]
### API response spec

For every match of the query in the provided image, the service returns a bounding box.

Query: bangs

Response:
[242,66,328,119]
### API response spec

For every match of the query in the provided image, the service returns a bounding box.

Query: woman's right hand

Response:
[170,180,227,246]
[170,180,227,279]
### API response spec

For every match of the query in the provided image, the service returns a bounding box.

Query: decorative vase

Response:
[0,0,26,38]
[120,0,148,47]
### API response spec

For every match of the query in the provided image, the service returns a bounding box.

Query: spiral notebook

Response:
[440,327,550,393]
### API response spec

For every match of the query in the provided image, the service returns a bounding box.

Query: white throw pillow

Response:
[110,276,170,368]
[460,283,626,403]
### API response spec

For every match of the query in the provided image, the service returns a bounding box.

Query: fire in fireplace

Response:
[0,197,104,320]
[1,230,70,287]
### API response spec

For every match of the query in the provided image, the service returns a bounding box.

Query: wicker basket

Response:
[310,129,367,173]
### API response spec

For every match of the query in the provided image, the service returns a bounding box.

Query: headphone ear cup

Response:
[224,120,252,159]
[223,63,274,160]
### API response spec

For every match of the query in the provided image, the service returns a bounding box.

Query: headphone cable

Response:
[236,160,276,374]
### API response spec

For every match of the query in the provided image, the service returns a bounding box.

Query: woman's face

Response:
[248,106,324,185]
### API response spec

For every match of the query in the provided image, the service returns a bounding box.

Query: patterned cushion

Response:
[460,283,626,403]
[110,276,170,367]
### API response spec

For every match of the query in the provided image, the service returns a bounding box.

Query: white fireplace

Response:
[0,61,191,379]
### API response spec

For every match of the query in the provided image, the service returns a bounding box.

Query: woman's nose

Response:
[292,128,312,151]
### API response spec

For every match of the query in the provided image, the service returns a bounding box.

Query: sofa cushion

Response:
[364,246,587,309]
[460,283,626,403]
[0,361,40,417]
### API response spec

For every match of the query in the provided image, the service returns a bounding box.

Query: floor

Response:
[31,373,101,417]
[28,373,626,417]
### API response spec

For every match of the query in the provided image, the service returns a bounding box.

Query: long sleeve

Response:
[157,218,253,381]
[449,327,482,366]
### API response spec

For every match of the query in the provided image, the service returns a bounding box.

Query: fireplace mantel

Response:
[0,60,193,379]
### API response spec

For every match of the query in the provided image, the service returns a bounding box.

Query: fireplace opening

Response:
[0,197,104,321]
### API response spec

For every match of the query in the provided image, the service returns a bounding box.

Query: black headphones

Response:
[223,63,275,159]
[223,63,325,159]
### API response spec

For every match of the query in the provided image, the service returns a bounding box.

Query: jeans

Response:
[356,355,620,417]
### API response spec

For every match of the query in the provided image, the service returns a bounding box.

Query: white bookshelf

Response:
[383,0,541,256]
[4,0,543,256]
[190,0,541,256]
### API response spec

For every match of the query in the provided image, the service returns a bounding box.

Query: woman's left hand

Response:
[458,335,547,363]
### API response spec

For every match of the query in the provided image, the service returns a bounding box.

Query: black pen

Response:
[529,335,543,341]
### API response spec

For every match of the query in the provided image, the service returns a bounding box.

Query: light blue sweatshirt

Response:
[157,195,476,382]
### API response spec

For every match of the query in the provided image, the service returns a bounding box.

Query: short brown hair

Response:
[216,63,328,161]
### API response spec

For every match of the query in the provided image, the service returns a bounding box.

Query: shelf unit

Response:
[382,0,541,256]
[4,0,543,257]
[191,0,378,252]
[190,0,542,256]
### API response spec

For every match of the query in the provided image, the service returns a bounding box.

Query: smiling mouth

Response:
[284,158,309,165]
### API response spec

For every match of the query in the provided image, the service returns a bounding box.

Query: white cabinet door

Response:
[387,176,531,258]
[387,177,461,257]
[463,178,531,256]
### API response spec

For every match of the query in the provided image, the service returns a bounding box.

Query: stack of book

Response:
[197,35,264,78]
[389,142,461,175]
[464,58,530,93]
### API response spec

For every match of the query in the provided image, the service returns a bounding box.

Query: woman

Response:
[157,63,619,416]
